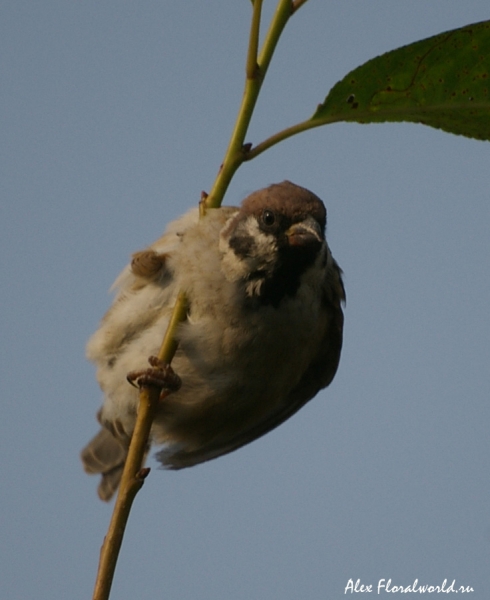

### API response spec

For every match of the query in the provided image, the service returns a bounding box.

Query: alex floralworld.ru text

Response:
[345,578,474,594]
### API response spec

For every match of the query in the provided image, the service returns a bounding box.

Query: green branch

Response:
[205,0,300,209]
[91,2,313,598]
[92,387,160,600]
[246,0,262,79]
[92,11,490,600]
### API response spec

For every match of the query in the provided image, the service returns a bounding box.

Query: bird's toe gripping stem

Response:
[127,356,182,400]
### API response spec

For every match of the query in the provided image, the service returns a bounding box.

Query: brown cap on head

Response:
[241,181,326,233]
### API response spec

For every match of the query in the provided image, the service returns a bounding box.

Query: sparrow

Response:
[81,181,345,501]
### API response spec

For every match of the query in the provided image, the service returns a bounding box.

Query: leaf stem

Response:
[245,117,321,160]
[248,95,490,162]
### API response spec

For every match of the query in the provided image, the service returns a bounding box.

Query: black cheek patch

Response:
[229,232,255,258]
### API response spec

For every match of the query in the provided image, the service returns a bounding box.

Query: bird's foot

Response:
[127,356,182,399]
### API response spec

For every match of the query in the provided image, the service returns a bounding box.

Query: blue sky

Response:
[2,2,489,599]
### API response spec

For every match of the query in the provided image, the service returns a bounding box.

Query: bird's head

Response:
[219,181,328,306]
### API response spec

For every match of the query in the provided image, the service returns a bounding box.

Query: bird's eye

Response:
[262,210,275,227]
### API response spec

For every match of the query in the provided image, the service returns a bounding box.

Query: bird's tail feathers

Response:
[81,428,127,501]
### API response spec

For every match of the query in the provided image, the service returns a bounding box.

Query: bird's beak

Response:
[285,216,323,247]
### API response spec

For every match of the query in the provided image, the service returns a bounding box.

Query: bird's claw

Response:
[127,356,182,397]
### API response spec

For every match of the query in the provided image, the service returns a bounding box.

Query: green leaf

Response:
[313,20,490,141]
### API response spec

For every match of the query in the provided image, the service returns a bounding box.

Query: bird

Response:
[81,181,345,501]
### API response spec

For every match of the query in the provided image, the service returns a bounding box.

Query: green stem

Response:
[256,0,293,76]
[248,95,490,161]
[157,292,189,363]
[246,0,262,79]
[246,101,357,160]
[205,0,295,209]
[245,117,320,160]
[91,3,311,595]
[92,387,160,600]
[92,293,188,600]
